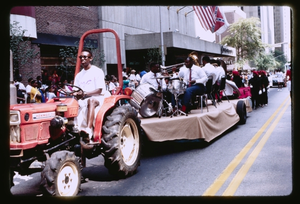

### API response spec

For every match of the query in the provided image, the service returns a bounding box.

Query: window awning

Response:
[32,33,98,48]
[125,31,236,58]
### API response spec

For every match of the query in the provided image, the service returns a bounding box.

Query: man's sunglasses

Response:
[78,55,91,59]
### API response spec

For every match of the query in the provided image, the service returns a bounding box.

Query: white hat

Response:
[41,84,49,90]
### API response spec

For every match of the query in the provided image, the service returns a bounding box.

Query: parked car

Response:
[268,74,286,88]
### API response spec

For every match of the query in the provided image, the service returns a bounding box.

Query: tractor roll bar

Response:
[75,29,123,95]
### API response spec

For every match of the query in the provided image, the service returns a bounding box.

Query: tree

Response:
[273,50,287,71]
[253,51,279,70]
[221,17,265,66]
[145,47,162,65]
[10,21,39,79]
[59,40,105,81]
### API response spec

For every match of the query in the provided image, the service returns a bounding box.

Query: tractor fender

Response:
[93,95,132,142]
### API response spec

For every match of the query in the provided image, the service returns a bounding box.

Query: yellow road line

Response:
[222,99,290,195]
[202,96,290,196]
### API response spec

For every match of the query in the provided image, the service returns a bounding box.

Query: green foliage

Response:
[253,49,287,71]
[10,21,39,78]
[145,47,162,65]
[272,50,287,71]
[58,40,105,80]
[58,45,77,81]
[253,52,279,70]
[221,17,265,65]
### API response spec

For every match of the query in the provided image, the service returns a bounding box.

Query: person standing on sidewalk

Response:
[276,69,284,91]
[260,70,269,106]
[286,64,292,99]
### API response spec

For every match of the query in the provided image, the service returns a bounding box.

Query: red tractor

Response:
[10,29,142,196]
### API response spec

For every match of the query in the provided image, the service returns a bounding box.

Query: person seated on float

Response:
[180,57,208,113]
[140,62,172,105]
[201,55,218,86]
[140,62,166,90]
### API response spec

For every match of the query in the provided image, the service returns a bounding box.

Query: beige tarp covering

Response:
[140,99,251,142]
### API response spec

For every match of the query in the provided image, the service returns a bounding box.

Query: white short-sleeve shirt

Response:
[74,65,106,92]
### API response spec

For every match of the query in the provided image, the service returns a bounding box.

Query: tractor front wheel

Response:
[41,151,81,196]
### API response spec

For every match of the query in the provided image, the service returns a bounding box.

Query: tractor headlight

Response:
[10,114,19,123]
[10,111,20,143]
[10,111,20,125]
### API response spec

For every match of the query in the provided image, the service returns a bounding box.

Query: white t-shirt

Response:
[108,81,116,91]
[74,65,106,92]
[73,65,110,136]
[46,92,57,100]
[129,74,136,81]
[215,66,226,82]
[202,63,217,85]
[135,74,141,81]
[15,82,26,91]
[276,71,284,83]
[26,84,32,94]
[140,71,167,90]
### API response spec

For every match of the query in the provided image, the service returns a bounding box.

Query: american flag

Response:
[193,6,228,34]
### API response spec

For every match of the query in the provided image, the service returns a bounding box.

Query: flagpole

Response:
[159,6,165,66]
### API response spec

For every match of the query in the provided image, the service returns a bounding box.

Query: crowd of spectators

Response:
[14,66,147,104]
[14,64,288,110]
[226,68,286,110]
[14,69,74,103]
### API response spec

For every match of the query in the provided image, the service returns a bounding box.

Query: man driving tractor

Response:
[73,48,111,142]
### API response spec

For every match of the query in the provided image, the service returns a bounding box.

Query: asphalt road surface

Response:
[10,86,293,198]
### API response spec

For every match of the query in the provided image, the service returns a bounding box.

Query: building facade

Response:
[10,6,236,83]
[10,6,40,82]
[34,6,99,81]
[242,5,291,62]
[273,6,291,61]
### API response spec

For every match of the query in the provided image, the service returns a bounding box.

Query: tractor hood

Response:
[10,98,79,124]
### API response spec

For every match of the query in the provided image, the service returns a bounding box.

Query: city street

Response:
[10,87,292,197]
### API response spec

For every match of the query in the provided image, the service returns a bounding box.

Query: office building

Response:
[10,6,237,82]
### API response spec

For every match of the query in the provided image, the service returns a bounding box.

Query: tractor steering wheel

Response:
[57,83,84,99]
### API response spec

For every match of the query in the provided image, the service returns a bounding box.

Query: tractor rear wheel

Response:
[41,151,81,196]
[101,105,141,178]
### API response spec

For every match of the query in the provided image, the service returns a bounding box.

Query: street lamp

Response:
[159,6,165,66]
